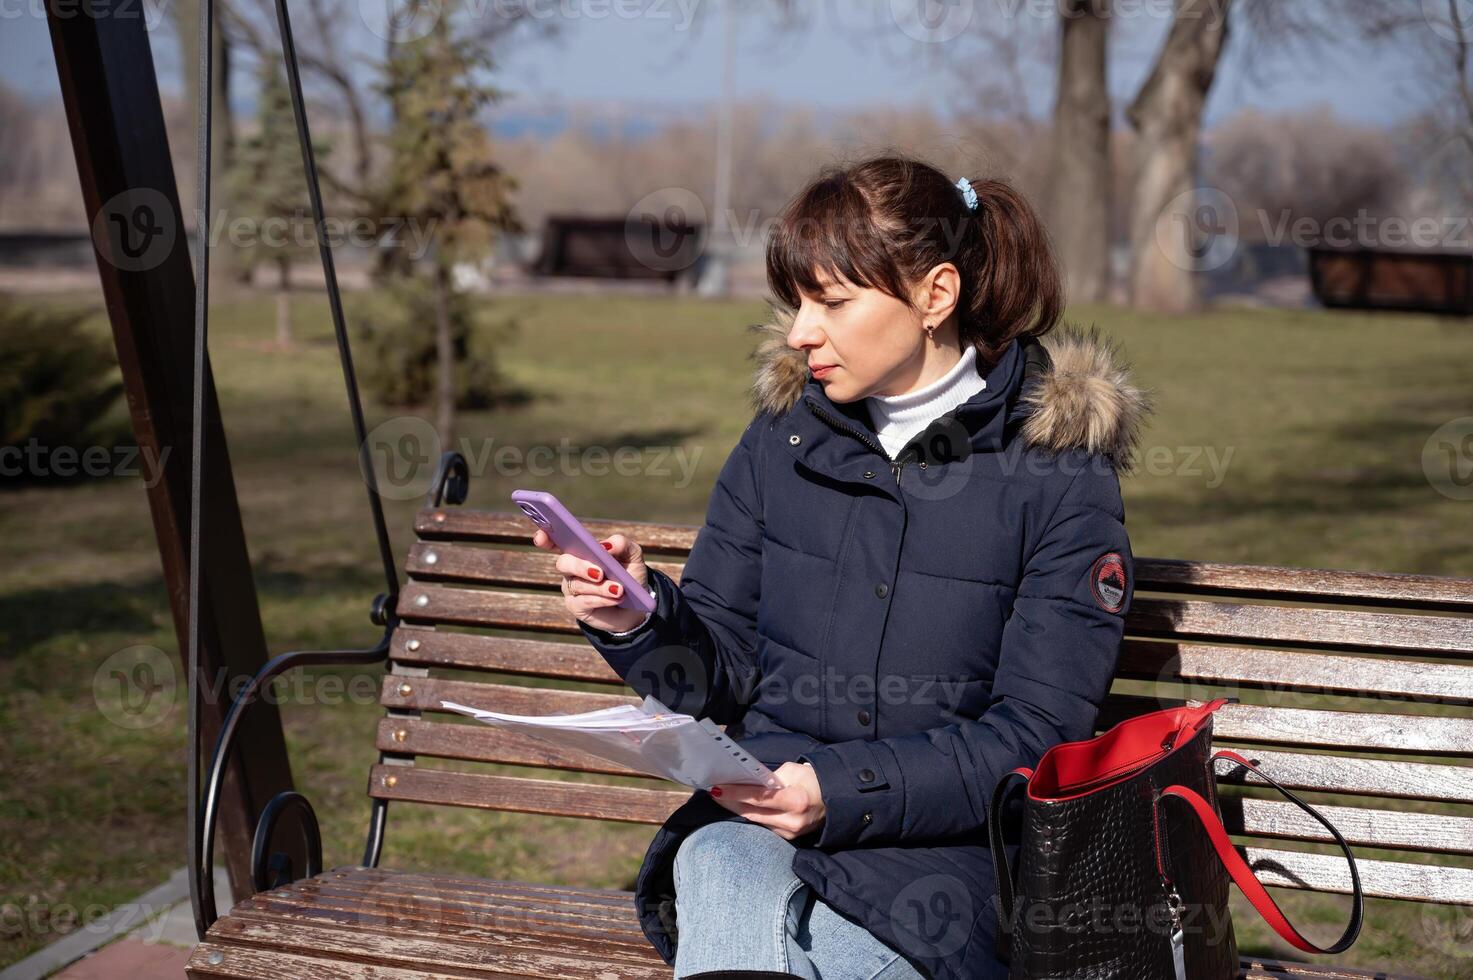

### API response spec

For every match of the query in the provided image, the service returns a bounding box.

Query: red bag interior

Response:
[1025,698,1229,802]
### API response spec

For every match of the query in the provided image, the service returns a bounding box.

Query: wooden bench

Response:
[186,458,1473,979]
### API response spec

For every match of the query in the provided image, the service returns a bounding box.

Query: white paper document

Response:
[438,694,784,791]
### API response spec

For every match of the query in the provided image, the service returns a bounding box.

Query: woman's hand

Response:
[709,761,826,841]
[534,529,652,634]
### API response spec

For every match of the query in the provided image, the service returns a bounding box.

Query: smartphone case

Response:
[511,489,657,614]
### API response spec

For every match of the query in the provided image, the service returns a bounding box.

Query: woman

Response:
[534,155,1151,979]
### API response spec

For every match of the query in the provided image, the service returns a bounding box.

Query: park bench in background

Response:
[1308,244,1473,316]
[530,215,705,284]
[186,457,1473,980]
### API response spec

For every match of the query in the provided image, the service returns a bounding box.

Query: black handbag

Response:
[987,697,1364,979]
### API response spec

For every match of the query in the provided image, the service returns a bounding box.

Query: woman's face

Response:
[785,266,957,403]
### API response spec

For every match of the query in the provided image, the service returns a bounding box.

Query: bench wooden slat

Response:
[368,764,689,823]
[265,882,645,936]
[1101,695,1473,756]
[300,868,645,915]
[405,542,684,590]
[375,717,656,779]
[397,585,573,632]
[411,509,1473,610]
[1127,596,1473,658]
[196,914,671,979]
[1135,557,1473,610]
[377,716,1473,805]
[417,509,698,555]
[233,896,654,957]
[1237,957,1430,979]
[1213,747,1473,804]
[390,678,1473,757]
[392,629,623,685]
[381,677,633,717]
[188,943,530,979]
[395,583,1473,659]
[1116,640,1473,704]
[1218,796,1473,855]
[1239,846,1473,905]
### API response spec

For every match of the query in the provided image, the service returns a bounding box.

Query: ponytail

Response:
[964,177,1063,365]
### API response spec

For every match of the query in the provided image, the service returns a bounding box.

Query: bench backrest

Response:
[371,504,1473,909]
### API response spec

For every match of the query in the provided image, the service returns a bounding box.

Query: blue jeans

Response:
[671,819,927,979]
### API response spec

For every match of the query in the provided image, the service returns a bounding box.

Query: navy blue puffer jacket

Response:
[577,317,1152,979]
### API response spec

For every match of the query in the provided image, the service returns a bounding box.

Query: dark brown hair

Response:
[764,154,1062,367]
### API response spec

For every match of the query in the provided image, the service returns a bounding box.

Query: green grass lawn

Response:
[2,285,1471,975]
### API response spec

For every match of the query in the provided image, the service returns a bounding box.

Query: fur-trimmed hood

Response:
[745,309,1153,472]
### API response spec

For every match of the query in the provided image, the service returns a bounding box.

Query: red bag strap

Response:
[1160,749,1363,955]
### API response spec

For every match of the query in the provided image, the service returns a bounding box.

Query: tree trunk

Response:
[1125,0,1232,313]
[275,256,292,347]
[1045,0,1112,306]
[434,263,455,451]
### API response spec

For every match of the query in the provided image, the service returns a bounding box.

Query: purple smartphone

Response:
[511,489,656,614]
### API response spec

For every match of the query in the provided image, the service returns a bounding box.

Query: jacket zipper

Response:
[804,399,908,484]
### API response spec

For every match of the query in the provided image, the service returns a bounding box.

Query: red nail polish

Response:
[601,541,613,551]
[608,583,621,596]
[588,566,602,581]
[711,787,722,797]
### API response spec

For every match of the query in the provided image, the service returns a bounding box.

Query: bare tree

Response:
[1046,0,1112,305]
[1123,0,1233,313]
[1352,0,1473,210]
[1122,0,1366,311]
[226,0,558,212]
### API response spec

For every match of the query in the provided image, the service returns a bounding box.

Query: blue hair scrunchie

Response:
[955,176,978,211]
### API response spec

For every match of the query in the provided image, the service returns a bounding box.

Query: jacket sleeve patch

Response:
[1089,551,1128,613]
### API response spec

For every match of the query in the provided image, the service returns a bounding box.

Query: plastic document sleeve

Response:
[438,694,782,792]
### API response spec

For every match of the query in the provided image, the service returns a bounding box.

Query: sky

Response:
[0,0,1440,132]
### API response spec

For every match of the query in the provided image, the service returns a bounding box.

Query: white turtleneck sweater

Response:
[865,344,987,460]
[601,346,986,639]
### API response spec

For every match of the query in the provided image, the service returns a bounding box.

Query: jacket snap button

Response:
[858,767,875,782]
[861,811,873,825]
[863,470,875,479]
[789,433,801,445]
[857,709,871,725]
[874,583,888,598]
[918,461,927,468]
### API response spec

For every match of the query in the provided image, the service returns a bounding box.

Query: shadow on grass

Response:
[1141,397,1447,532]
[0,577,169,654]
[0,559,387,658]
